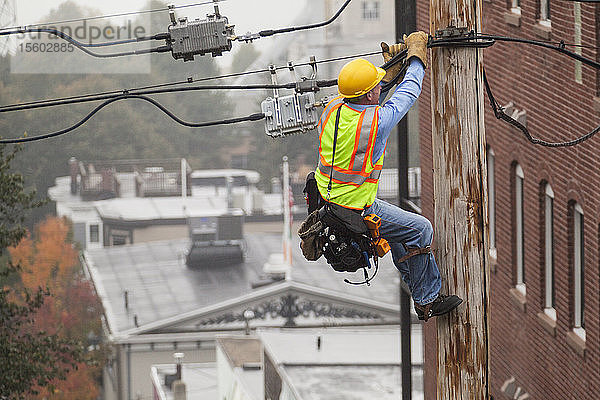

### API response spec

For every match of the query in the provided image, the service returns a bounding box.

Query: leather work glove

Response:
[381,41,407,83]
[403,31,429,68]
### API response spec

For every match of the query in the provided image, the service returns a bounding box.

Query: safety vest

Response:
[315,96,383,210]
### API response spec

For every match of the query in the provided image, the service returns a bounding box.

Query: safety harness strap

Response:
[326,107,342,202]
[396,246,432,263]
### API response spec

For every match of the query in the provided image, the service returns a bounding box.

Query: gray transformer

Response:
[168,15,234,60]
[261,92,319,137]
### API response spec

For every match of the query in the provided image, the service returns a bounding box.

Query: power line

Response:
[0,51,381,114]
[0,80,338,113]
[0,28,170,48]
[0,1,222,32]
[432,33,600,147]
[1,0,352,59]
[0,95,265,144]
[240,0,351,40]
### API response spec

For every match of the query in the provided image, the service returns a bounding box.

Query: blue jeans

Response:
[364,198,441,305]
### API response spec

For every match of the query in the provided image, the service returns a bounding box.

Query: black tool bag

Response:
[317,204,371,273]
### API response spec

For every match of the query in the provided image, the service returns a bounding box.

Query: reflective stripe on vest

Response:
[317,100,381,187]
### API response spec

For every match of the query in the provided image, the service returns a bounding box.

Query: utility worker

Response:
[315,31,462,321]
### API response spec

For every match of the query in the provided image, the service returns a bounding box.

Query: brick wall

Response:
[417,0,600,398]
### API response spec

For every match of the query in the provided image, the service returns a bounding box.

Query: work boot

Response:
[414,294,463,322]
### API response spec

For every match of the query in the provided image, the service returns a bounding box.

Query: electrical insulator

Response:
[261,58,324,138]
[167,3,235,61]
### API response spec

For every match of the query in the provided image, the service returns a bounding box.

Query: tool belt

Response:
[299,172,383,274]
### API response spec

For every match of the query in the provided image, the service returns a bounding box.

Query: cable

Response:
[256,0,351,38]
[0,1,222,32]
[0,80,338,113]
[0,28,171,57]
[476,33,600,70]
[0,95,265,144]
[0,51,381,113]
[481,67,600,147]
[0,28,169,48]
[430,33,600,147]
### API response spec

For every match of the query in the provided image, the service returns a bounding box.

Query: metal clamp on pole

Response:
[434,26,470,39]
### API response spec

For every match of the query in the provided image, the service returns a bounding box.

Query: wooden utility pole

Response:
[429,0,490,397]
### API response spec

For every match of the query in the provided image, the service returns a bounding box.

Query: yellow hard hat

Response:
[337,58,386,98]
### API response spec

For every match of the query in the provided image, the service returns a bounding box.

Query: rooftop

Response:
[151,362,218,400]
[259,329,422,365]
[83,233,402,336]
[94,197,234,221]
[260,328,423,400]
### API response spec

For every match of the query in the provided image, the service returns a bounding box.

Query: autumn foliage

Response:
[7,217,104,400]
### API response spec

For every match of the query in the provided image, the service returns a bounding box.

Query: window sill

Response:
[536,311,556,337]
[509,287,526,313]
[532,22,551,40]
[504,11,521,27]
[566,330,586,357]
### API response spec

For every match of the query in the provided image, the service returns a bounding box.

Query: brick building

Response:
[415,0,600,398]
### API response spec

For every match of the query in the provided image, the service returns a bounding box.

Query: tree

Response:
[7,216,105,400]
[0,145,84,399]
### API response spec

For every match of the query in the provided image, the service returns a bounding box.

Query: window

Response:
[511,0,521,14]
[487,148,496,258]
[540,0,551,25]
[89,224,100,243]
[112,235,128,246]
[573,203,585,339]
[361,1,380,20]
[543,184,555,319]
[514,164,525,294]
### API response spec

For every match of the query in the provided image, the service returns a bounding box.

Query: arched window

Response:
[487,148,496,259]
[514,164,525,295]
[543,184,555,319]
[572,202,585,340]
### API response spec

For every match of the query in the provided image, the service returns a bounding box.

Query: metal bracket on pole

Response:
[168,4,177,24]
[295,56,320,94]
[434,26,469,39]
[269,64,284,134]
[288,62,304,129]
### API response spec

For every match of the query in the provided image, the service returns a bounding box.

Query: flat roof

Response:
[217,337,262,367]
[94,197,238,221]
[190,169,260,183]
[259,328,424,400]
[284,365,423,400]
[260,328,422,365]
[84,233,401,334]
[151,362,217,400]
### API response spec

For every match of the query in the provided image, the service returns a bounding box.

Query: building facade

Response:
[416,0,600,398]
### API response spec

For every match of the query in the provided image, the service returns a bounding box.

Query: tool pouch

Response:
[303,172,322,214]
[319,203,367,236]
[297,209,324,261]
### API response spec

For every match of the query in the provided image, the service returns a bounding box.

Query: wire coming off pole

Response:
[0,95,265,144]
